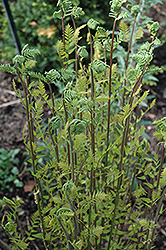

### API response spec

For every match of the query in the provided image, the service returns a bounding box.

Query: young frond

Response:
[21,44,40,61]
[56,40,66,61]
[91,59,109,73]
[119,21,129,39]
[37,81,49,104]
[70,119,86,135]
[49,116,62,130]
[134,27,144,41]
[45,69,61,83]
[61,0,73,15]
[65,24,75,47]
[109,0,127,18]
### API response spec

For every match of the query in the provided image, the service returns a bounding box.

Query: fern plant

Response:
[0,0,166,250]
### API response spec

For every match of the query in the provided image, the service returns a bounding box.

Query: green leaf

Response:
[92,225,103,237]
[11,167,19,176]
[14,179,23,187]
[33,233,43,239]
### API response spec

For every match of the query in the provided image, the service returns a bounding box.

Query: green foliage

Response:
[0,148,23,192]
[0,1,166,250]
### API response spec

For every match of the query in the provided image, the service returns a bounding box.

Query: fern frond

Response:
[29,72,46,82]
[0,64,16,74]
[87,18,99,30]
[49,116,62,130]
[56,40,66,62]
[38,81,47,96]
[65,23,76,56]
[13,55,25,66]
[91,59,109,73]
[30,210,40,227]
[61,68,75,83]
[21,44,40,61]
[45,69,61,83]
[65,24,74,44]
[61,0,73,15]
[119,21,129,40]
[63,88,77,103]
[72,6,84,18]
[134,27,144,41]
[70,119,86,135]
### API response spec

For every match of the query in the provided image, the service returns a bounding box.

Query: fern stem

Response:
[15,213,24,239]
[75,151,88,186]
[68,127,75,183]
[122,17,136,106]
[62,97,73,181]
[16,68,47,246]
[105,14,118,169]
[71,15,78,79]
[156,146,165,189]
[61,6,66,68]
[65,189,80,239]
[88,28,96,250]
[56,216,71,250]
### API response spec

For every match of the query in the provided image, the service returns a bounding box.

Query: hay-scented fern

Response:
[0,0,166,249]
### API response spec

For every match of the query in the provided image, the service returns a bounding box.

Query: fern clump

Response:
[0,1,166,250]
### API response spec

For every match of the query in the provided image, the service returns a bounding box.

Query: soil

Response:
[0,3,166,250]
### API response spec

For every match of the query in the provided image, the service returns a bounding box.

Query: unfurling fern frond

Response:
[63,87,77,103]
[61,68,75,83]
[49,116,62,130]
[70,119,86,135]
[96,26,107,38]
[126,67,141,83]
[130,5,140,17]
[4,221,16,235]
[61,0,73,15]
[87,18,99,30]
[45,69,61,83]
[78,46,89,58]
[147,21,159,36]
[21,44,40,61]
[12,55,25,66]
[109,0,127,18]
[72,6,85,19]
[91,59,109,73]
[0,64,16,74]
[132,50,153,71]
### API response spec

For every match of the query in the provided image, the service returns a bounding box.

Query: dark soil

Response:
[0,3,166,250]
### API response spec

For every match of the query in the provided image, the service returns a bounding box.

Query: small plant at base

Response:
[0,0,166,249]
[0,148,23,192]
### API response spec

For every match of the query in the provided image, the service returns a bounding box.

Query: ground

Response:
[0,3,166,250]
